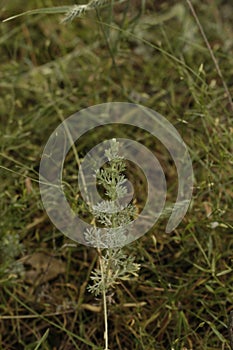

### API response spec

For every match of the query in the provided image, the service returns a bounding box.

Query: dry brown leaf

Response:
[21,252,65,285]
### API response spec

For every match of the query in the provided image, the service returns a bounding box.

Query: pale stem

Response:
[98,248,109,350]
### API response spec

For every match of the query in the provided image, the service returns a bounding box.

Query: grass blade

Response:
[2,6,71,22]
[34,328,50,350]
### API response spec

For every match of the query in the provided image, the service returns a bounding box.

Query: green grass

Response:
[0,0,233,349]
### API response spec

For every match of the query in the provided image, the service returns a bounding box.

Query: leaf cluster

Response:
[85,139,140,296]
[88,249,140,296]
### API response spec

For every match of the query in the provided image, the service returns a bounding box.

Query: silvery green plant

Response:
[3,0,127,23]
[63,0,110,22]
[84,139,140,350]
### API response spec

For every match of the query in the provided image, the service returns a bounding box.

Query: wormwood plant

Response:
[84,139,140,350]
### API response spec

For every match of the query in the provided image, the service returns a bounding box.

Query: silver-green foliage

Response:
[3,0,126,23]
[88,248,140,296]
[84,139,137,248]
[85,139,140,296]
[63,0,122,22]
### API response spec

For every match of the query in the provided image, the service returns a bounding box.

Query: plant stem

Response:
[98,248,109,350]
